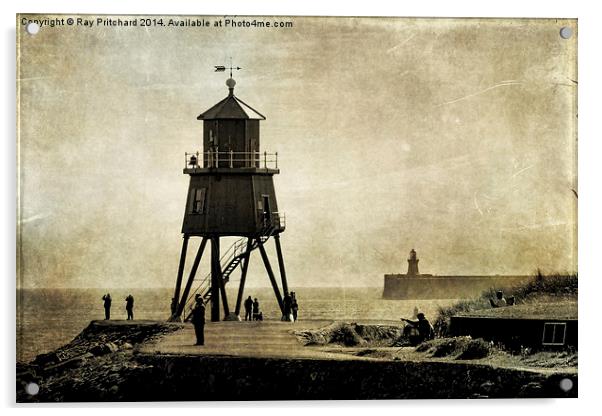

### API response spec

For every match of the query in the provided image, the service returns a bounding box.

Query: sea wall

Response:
[115,354,577,400]
[17,320,577,401]
[383,275,532,299]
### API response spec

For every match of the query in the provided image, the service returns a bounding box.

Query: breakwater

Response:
[383,275,532,299]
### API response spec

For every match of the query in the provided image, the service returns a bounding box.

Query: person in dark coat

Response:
[244,296,253,321]
[102,293,112,320]
[252,298,260,321]
[401,312,435,345]
[291,292,299,322]
[190,295,206,345]
[125,294,134,320]
[282,292,292,321]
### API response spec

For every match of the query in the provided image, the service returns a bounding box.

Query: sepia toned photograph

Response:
[16,14,577,401]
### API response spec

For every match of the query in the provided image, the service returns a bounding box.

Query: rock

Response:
[337,325,367,346]
[479,381,496,396]
[32,351,60,367]
[90,342,119,356]
[42,354,90,374]
[224,313,241,321]
[518,382,545,398]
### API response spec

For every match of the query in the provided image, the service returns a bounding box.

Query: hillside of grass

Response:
[434,272,577,336]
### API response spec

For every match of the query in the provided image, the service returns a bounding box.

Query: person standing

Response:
[244,296,253,321]
[102,293,112,320]
[282,292,292,321]
[191,295,206,346]
[291,292,299,322]
[125,294,134,320]
[252,298,260,321]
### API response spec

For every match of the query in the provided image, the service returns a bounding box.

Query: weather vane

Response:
[214,57,241,78]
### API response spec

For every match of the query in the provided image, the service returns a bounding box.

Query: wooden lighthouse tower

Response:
[169,70,289,322]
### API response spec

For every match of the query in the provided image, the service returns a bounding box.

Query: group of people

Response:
[190,292,300,346]
[282,291,299,322]
[242,291,299,322]
[101,293,135,320]
[243,296,263,321]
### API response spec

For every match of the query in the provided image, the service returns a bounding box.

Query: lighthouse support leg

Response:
[274,234,289,296]
[170,235,189,319]
[258,241,284,314]
[175,237,207,320]
[234,238,253,316]
[210,237,221,322]
[217,243,231,318]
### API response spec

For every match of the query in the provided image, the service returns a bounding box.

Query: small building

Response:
[450,301,577,350]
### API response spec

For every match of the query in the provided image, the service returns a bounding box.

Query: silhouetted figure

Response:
[282,292,292,321]
[252,298,260,321]
[490,290,507,308]
[291,292,299,322]
[190,295,206,345]
[102,293,112,320]
[401,312,435,345]
[125,294,134,320]
[244,296,253,321]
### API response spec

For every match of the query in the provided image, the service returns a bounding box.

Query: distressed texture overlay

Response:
[17,16,576,288]
[16,14,578,403]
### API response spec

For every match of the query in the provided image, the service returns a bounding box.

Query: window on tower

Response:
[190,188,206,214]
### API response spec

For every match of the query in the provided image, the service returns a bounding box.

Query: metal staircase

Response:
[182,226,276,321]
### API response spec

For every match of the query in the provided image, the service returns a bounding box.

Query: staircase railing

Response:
[181,220,280,321]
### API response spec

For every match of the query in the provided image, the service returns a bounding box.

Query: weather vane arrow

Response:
[214,58,242,78]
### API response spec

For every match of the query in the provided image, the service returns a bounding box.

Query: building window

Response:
[542,322,567,346]
[190,188,206,214]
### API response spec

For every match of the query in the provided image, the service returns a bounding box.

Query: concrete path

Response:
[141,319,383,360]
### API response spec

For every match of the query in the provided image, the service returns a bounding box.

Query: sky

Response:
[17,16,577,288]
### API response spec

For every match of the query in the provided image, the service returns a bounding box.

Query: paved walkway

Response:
[141,319,380,360]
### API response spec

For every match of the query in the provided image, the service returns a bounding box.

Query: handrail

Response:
[183,236,247,312]
[180,213,286,319]
[185,150,278,169]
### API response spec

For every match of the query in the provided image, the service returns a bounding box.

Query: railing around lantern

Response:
[185,150,279,170]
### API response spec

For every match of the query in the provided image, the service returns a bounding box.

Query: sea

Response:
[16,287,457,363]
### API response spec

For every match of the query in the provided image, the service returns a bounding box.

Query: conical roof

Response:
[197,79,265,120]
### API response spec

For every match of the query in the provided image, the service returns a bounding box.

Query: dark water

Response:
[16,287,456,363]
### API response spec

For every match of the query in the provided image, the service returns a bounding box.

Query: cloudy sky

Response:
[18,16,577,288]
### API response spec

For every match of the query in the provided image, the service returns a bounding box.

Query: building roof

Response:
[197,94,266,120]
[454,301,577,320]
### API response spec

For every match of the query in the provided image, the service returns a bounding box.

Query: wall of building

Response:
[450,316,578,349]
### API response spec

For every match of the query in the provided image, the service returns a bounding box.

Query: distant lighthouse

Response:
[407,249,419,276]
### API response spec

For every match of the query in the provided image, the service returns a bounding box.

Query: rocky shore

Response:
[17,320,577,402]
